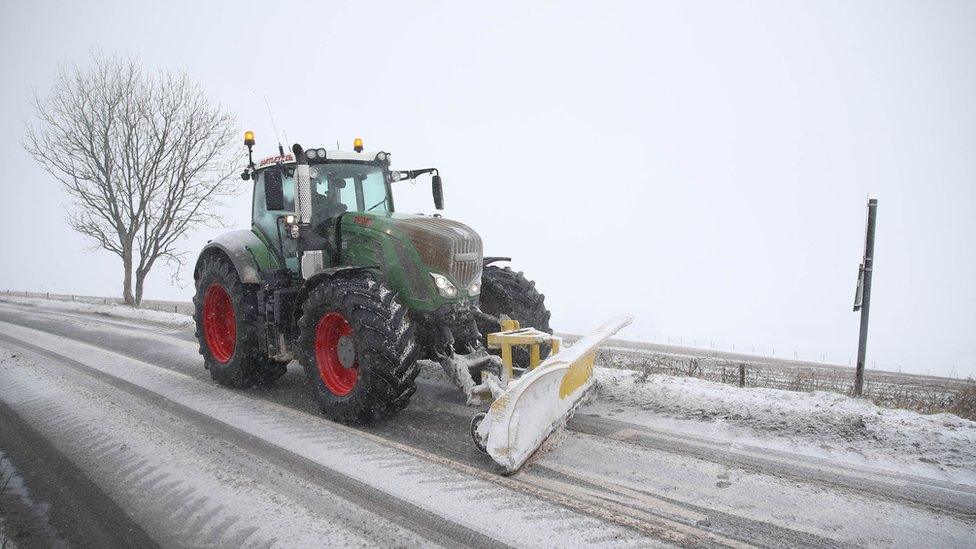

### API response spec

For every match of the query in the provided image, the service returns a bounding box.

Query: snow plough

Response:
[192,132,631,472]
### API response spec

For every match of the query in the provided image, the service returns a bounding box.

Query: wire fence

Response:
[2,289,194,315]
[595,347,976,420]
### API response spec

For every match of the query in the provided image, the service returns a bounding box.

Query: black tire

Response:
[193,254,273,388]
[297,278,421,424]
[251,361,289,387]
[476,265,553,368]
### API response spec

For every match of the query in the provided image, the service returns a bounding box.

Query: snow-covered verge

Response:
[590,368,976,486]
[0,295,192,327]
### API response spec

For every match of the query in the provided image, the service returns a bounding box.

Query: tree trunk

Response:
[134,270,145,308]
[122,248,135,306]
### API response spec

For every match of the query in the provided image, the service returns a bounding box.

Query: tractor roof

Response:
[256,150,385,170]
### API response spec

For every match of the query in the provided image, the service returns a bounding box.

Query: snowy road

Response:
[0,300,973,548]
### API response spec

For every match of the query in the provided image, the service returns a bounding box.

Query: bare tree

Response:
[24,54,238,306]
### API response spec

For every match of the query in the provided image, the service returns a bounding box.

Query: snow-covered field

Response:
[591,369,976,485]
[592,342,971,418]
[0,295,193,327]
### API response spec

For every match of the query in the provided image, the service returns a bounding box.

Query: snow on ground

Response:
[3,295,973,486]
[0,295,192,327]
[590,368,976,485]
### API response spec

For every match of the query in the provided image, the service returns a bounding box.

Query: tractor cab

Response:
[245,139,444,275]
[249,148,396,271]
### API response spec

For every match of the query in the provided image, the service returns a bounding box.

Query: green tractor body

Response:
[192,137,551,423]
[222,209,485,313]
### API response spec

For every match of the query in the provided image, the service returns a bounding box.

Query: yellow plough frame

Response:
[486,318,561,382]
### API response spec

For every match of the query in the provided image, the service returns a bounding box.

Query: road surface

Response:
[0,299,972,547]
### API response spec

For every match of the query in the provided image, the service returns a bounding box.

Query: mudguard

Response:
[195,230,276,284]
[477,315,633,474]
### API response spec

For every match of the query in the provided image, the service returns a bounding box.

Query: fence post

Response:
[853,198,878,397]
[738,363,746,387]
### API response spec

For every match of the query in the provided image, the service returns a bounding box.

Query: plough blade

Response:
[475,315,633,474]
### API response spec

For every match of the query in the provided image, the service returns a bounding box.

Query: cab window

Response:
[310,163,390,217]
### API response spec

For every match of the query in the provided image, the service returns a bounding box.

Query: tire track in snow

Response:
[0,336,503,549]
[0,323,676,548]
[0,345,446,548]
[567,415,976,520]
[0,364,289,547]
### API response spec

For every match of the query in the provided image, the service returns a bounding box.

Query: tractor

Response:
[193,132,630,472]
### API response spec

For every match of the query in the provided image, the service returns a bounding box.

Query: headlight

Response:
[468,281,481,295]
[316,148,326,158]
[375,151,390,163]
[430,273,458,298]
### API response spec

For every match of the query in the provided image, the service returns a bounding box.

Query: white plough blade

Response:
[476,315,633,473]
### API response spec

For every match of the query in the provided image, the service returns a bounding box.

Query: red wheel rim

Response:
[315,312,359,396]
[203,283,236,363]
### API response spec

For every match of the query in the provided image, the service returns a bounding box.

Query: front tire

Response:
[476,265,553,368]
[297,278,421,424]
[193,255,269,388]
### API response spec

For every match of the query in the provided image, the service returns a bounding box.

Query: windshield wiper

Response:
[367,197,387,211]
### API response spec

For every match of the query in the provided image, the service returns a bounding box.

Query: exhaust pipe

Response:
[292,144,312,224]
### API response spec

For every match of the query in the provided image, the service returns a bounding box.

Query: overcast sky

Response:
[1,0,974,377]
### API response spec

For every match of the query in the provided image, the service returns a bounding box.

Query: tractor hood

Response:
[343,212,483,289]
[392,215,483,289]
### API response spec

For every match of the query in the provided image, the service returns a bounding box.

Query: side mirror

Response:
[432,174,444,210]
[264,169,285,211]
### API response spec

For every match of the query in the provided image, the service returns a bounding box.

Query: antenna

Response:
[336,140,341,151]
[264,96,285,156]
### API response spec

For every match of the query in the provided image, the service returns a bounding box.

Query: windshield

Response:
[309,163,391,220]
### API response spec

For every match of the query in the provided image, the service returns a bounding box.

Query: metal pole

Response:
[854,199,878,397]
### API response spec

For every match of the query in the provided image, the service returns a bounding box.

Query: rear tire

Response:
[297,278,421,424]
[476,265,553,368]
[193,255,272,388]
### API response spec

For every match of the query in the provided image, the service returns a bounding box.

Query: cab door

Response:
[252,169,299,271]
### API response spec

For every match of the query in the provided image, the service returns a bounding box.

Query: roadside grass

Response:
[949,383,976,421]
[603,350,976,421]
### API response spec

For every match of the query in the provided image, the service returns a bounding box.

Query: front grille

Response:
[393,217,483,287]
